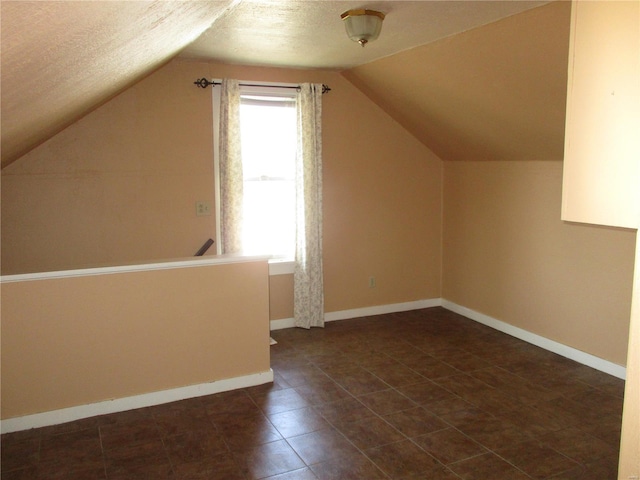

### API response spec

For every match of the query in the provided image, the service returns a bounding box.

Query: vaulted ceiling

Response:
[1,0,568,168]
[344,1,571,162]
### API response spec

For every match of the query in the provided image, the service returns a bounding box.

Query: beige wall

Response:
[324,69,442,312]
[619,237,640,478]
[1,58,443,314]
[269,274,294,321]
[561,0,640,230]
[1,59,217,273]
[442,161,636,365]
[559,2,640,475]
[0,260,270,419]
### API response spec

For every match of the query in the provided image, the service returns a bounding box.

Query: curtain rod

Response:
[193,78,331,94]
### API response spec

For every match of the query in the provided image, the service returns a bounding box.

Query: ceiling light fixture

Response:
[340,9,385,47]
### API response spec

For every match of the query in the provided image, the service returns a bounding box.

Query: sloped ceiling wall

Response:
[1,1,570,168]
[343,1,571,162]
[0,0,237,168]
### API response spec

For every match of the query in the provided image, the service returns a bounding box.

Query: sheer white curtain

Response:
[219,79,243,254]
[294,83,324,329]
[218,79,325,328]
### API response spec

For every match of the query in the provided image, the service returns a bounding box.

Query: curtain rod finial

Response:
[194,78,216,89]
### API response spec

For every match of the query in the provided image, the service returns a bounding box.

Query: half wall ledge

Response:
[1,258,272,425]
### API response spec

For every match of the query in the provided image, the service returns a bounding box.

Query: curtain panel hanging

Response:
[217,79,325,328]
[219,79,243,254]
[294,83,325,329]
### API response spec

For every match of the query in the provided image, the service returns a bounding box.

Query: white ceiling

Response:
[181,1,550,70]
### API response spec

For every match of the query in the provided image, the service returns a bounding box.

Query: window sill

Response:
[268,258,294,276]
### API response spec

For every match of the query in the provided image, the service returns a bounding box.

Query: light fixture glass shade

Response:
[341,9,385,47]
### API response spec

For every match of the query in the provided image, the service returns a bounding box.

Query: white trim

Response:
[442,300,627,380]
[270,317,296,330]
[269,298,443,330]
[0,370,273,434]
[240,84,298,101]
[268,259,295,276]
[0,255,271,284]
[324,298,443,322]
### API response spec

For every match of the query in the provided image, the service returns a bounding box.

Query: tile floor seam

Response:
[362,436,442,478]
[448,452,537,480]
[526,436,595,470]
[490,445,579,480]
[301,396,426,477]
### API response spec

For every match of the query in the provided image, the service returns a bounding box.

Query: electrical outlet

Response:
[369,276,376,288]
[196,201,211,216]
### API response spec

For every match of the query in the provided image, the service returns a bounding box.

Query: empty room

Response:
[1,1,638,479]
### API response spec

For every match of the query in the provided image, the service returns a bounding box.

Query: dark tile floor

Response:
[1,307,625,479]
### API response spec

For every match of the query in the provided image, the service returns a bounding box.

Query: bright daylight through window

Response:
[238,90,297,257]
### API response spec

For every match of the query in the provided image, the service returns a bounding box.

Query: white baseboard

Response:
[269,298,442,331]
[324,298,443,322]
[1,370,274,434]
[271,298,626,380]
[442,300,626,380]
[270,317,296,330]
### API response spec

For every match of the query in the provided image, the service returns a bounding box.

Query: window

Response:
[239,91,297,256]
[213,84,298,257]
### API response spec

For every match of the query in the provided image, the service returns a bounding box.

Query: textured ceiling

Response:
[180,1,548,70]
[1,0,556,168]
[0,0,238,167]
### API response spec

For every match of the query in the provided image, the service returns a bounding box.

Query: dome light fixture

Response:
[340,9,385,47]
